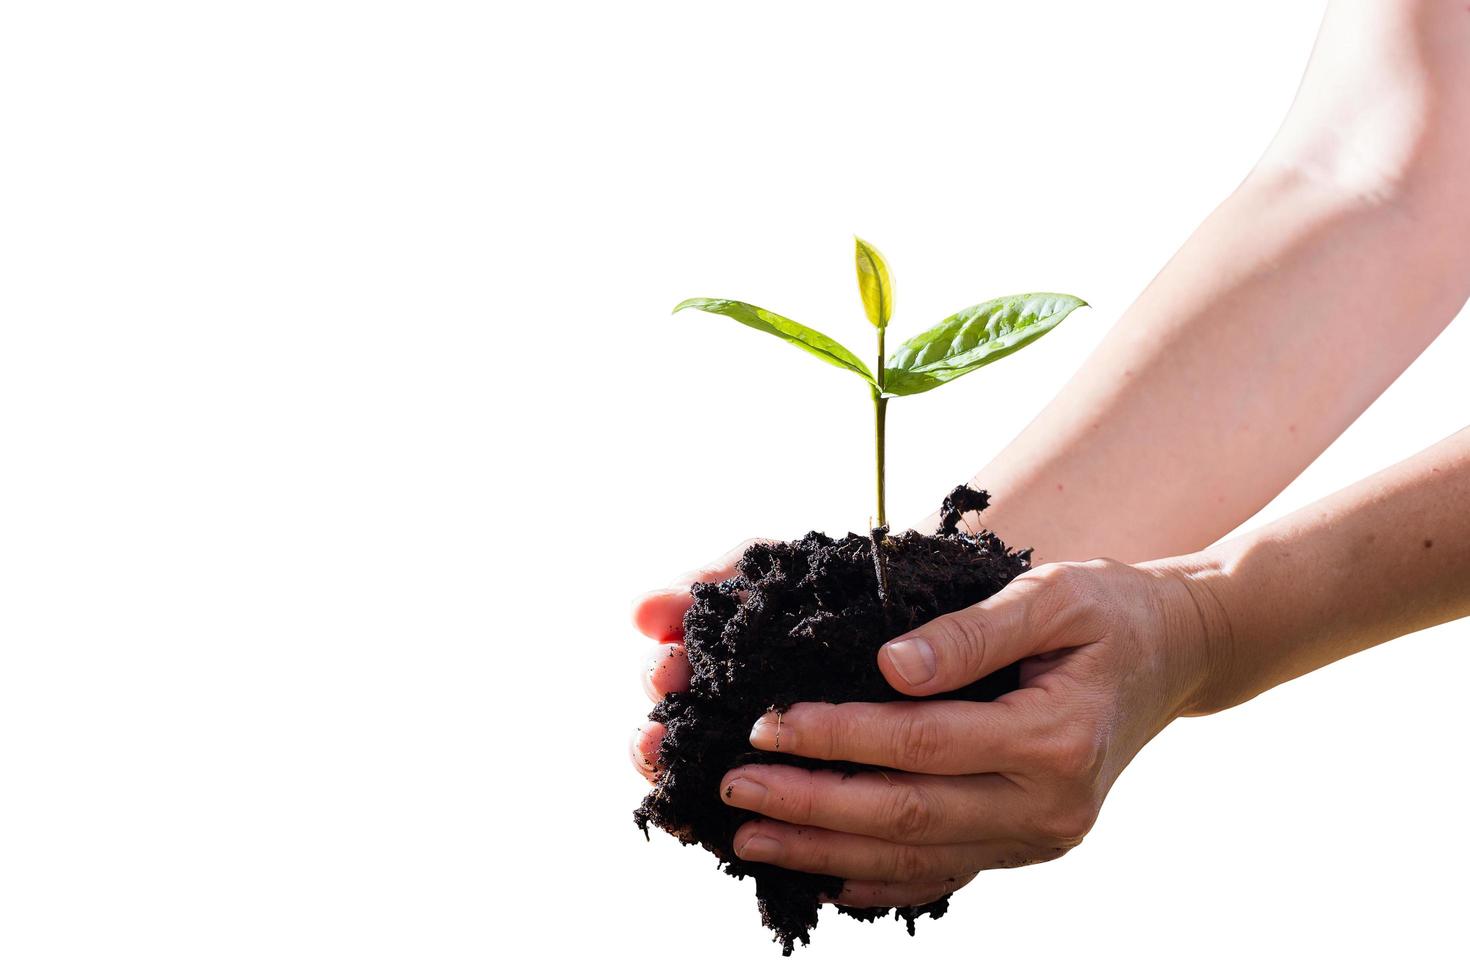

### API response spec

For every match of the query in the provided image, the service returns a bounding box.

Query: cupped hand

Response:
[716,558,1223,907]
[631,544,1224,908]
[628,540,767,781]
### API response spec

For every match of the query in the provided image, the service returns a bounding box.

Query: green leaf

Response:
[853,237,893,330]
[673,298,877,386]
[884,293,1087,396]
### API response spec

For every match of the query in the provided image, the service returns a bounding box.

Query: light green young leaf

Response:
[884,293,1087,396]
[853,237,893,330]
[673,298,877,386]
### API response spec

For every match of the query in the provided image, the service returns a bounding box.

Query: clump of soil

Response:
[634,486,1030,954]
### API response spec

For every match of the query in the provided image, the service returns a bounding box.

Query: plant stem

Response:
[872,388,887,527]
[874,325,887,527]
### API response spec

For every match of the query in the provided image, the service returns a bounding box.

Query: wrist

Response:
[1138,550,1240,718]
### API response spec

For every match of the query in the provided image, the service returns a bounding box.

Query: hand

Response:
[715,558,1225,907]
[629,540,765,782]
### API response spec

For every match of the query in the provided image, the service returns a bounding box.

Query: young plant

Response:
[674,239,1087,526]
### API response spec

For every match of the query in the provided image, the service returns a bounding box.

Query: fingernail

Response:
[722,776,768,810]
[736,834,781,862]
[883,637,936,686]
[749,713,783,751]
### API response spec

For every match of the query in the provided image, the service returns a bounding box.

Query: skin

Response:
[632,1,1470,908]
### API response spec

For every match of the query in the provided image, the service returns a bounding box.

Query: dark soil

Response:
[634,486,1031,954]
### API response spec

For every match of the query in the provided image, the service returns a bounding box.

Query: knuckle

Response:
[889,844,931,882]
[1057,564,1100,605]
[1025,562,1128,639]
[931,611,991,677]
[1033,799,1098,845]
[1082,557,1124,574]
[884,783,939,842]
[802,839,839,876]
[787,771,817,825]
[1027,560,1082,588]
[1020,563,1095,623]
[808,704,851,760]
[1034,561,1099,602]
[1035,728,1107,782]
[892,710,945,772]
[1078,559,1129,605]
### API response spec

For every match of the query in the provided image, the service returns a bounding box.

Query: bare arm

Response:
[629,0,1470,811]
[923,0,1470,563]
[631,3,1470,908]
[1183,425,1470,714]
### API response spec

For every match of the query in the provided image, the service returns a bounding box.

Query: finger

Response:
[732,820,1050,881]
[825,874,976,908]
[630,538,767,642]
[877,562,1101,696]
[630,720,666,783]
[748,700,1035,775]
[631,590,694,645]
[641,643,691,701]
[720,765,1034,844]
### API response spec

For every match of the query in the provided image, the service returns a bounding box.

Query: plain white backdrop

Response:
[2,1,1467,976]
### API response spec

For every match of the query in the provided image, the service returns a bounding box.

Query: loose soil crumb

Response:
[634,486,1030,953]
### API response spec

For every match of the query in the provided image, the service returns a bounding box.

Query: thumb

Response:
[876,563,1096,696]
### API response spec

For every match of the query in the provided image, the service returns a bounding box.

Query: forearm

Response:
[922,1,1470,563]
[1174,427,1470,715]
[938,174,1467,563]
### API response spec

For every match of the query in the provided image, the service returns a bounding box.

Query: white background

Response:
[2,1,1467,977]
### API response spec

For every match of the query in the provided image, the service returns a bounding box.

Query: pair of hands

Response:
[631,543,1222,908]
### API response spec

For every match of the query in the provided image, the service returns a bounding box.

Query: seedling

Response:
[675,238,1087,526]
[646,238,1080,950]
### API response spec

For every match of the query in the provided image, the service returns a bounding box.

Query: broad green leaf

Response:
[673,298,876,386]
[884,293,1087,396]
[854,237,893,330]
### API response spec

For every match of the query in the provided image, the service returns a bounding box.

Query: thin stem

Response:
[876,324,886,389]
[873,388,887,527]
[873,324,887,527]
